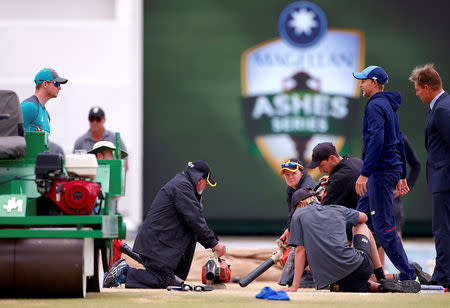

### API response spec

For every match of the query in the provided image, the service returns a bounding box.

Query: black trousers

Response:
[125,256,175,289]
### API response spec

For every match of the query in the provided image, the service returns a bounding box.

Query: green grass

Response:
[1,286,448,308]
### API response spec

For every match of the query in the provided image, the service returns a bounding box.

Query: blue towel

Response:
[255,286,290,301]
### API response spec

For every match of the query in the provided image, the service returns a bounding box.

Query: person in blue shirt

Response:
[352,66,417,283]
[21,68,68,135]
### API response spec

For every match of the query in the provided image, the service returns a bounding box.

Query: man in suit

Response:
[409,64,450,288]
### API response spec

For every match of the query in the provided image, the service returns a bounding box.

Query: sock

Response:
[374,267,386,281]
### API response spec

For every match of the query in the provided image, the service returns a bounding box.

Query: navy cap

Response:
[306,142,338,169]
[34,68,68,84]
[188,160,216,187]
[353,66,388,84]
[88,106,105,120]
[291,188,318,208]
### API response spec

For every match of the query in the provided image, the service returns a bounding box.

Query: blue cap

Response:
[353,66,388,84]
[34,68,68,85]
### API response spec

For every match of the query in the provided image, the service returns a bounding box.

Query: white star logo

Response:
[288,8,318,36]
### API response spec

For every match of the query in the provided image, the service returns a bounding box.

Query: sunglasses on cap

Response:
[280,161,304,174]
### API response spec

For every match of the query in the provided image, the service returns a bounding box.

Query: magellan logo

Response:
[278,1,328,48]
[240,2,364,175]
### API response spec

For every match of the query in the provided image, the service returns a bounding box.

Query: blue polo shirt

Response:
[21,95,51,135]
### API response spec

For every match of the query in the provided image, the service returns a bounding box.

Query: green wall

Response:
[144,0,450,235]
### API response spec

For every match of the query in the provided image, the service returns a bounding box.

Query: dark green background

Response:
[144,0,450,235]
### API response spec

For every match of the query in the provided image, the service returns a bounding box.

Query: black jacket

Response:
[285,169,316,230]
[321,155,363,209]
[133,165,218,279]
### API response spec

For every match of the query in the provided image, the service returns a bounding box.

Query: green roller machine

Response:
[0,90,127,297]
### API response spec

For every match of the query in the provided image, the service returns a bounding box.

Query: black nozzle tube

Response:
[119,242,144,264]
[239,258,275,287]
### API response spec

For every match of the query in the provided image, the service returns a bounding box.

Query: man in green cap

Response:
[21,68,68,135]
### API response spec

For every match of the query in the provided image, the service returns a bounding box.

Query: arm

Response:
[359,212,368,223]
[212,242,226,258]
[395,134,410,199]
[286,245,306,292]
[341,206,363,226]
[280,228,290,244]
[355,175,368,197]
[174,182,218,249]
[322,180,345,205]
[360,102,386,177]
[321,173,350,205]
[398,134,408,179]
[396,178,409,197]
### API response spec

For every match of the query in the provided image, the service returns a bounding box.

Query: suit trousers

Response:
[356,167,416,281]
[431,190,450,286]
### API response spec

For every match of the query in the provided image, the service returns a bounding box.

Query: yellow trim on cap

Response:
[280,160,302,175]
[207,173,216,187]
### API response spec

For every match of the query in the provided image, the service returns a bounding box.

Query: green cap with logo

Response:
[34,68,68,85]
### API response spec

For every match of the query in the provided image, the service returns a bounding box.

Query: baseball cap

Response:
[88,107,105,120]
[280,158,304,175]
[353,65,388,84]
[88,141,128,159]
[34,68,68,85]
[187,160,216,187]
[306,142,338,169]
[291,188,318,208]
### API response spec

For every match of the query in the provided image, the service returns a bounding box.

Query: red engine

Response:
[46,180,101,215]
[201,257,231,284]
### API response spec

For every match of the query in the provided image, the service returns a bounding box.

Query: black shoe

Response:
[382,279,403,292]
[400,280,421,293]
[378,274,399,284]
[382,279,420,293]
[411,262,432,285]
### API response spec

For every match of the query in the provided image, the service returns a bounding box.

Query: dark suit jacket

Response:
[425,92,450,193]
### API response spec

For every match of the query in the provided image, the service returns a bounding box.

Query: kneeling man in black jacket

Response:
[104,160,226,288]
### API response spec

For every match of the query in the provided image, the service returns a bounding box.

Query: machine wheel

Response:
[101,240,114,271]
[0,239,15,296]
[0,238,91,298]
[87,248,104,292]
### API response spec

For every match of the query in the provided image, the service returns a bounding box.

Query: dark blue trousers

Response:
[125,257,174,289]
[431,190,450,286]
[356,167,416,281]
